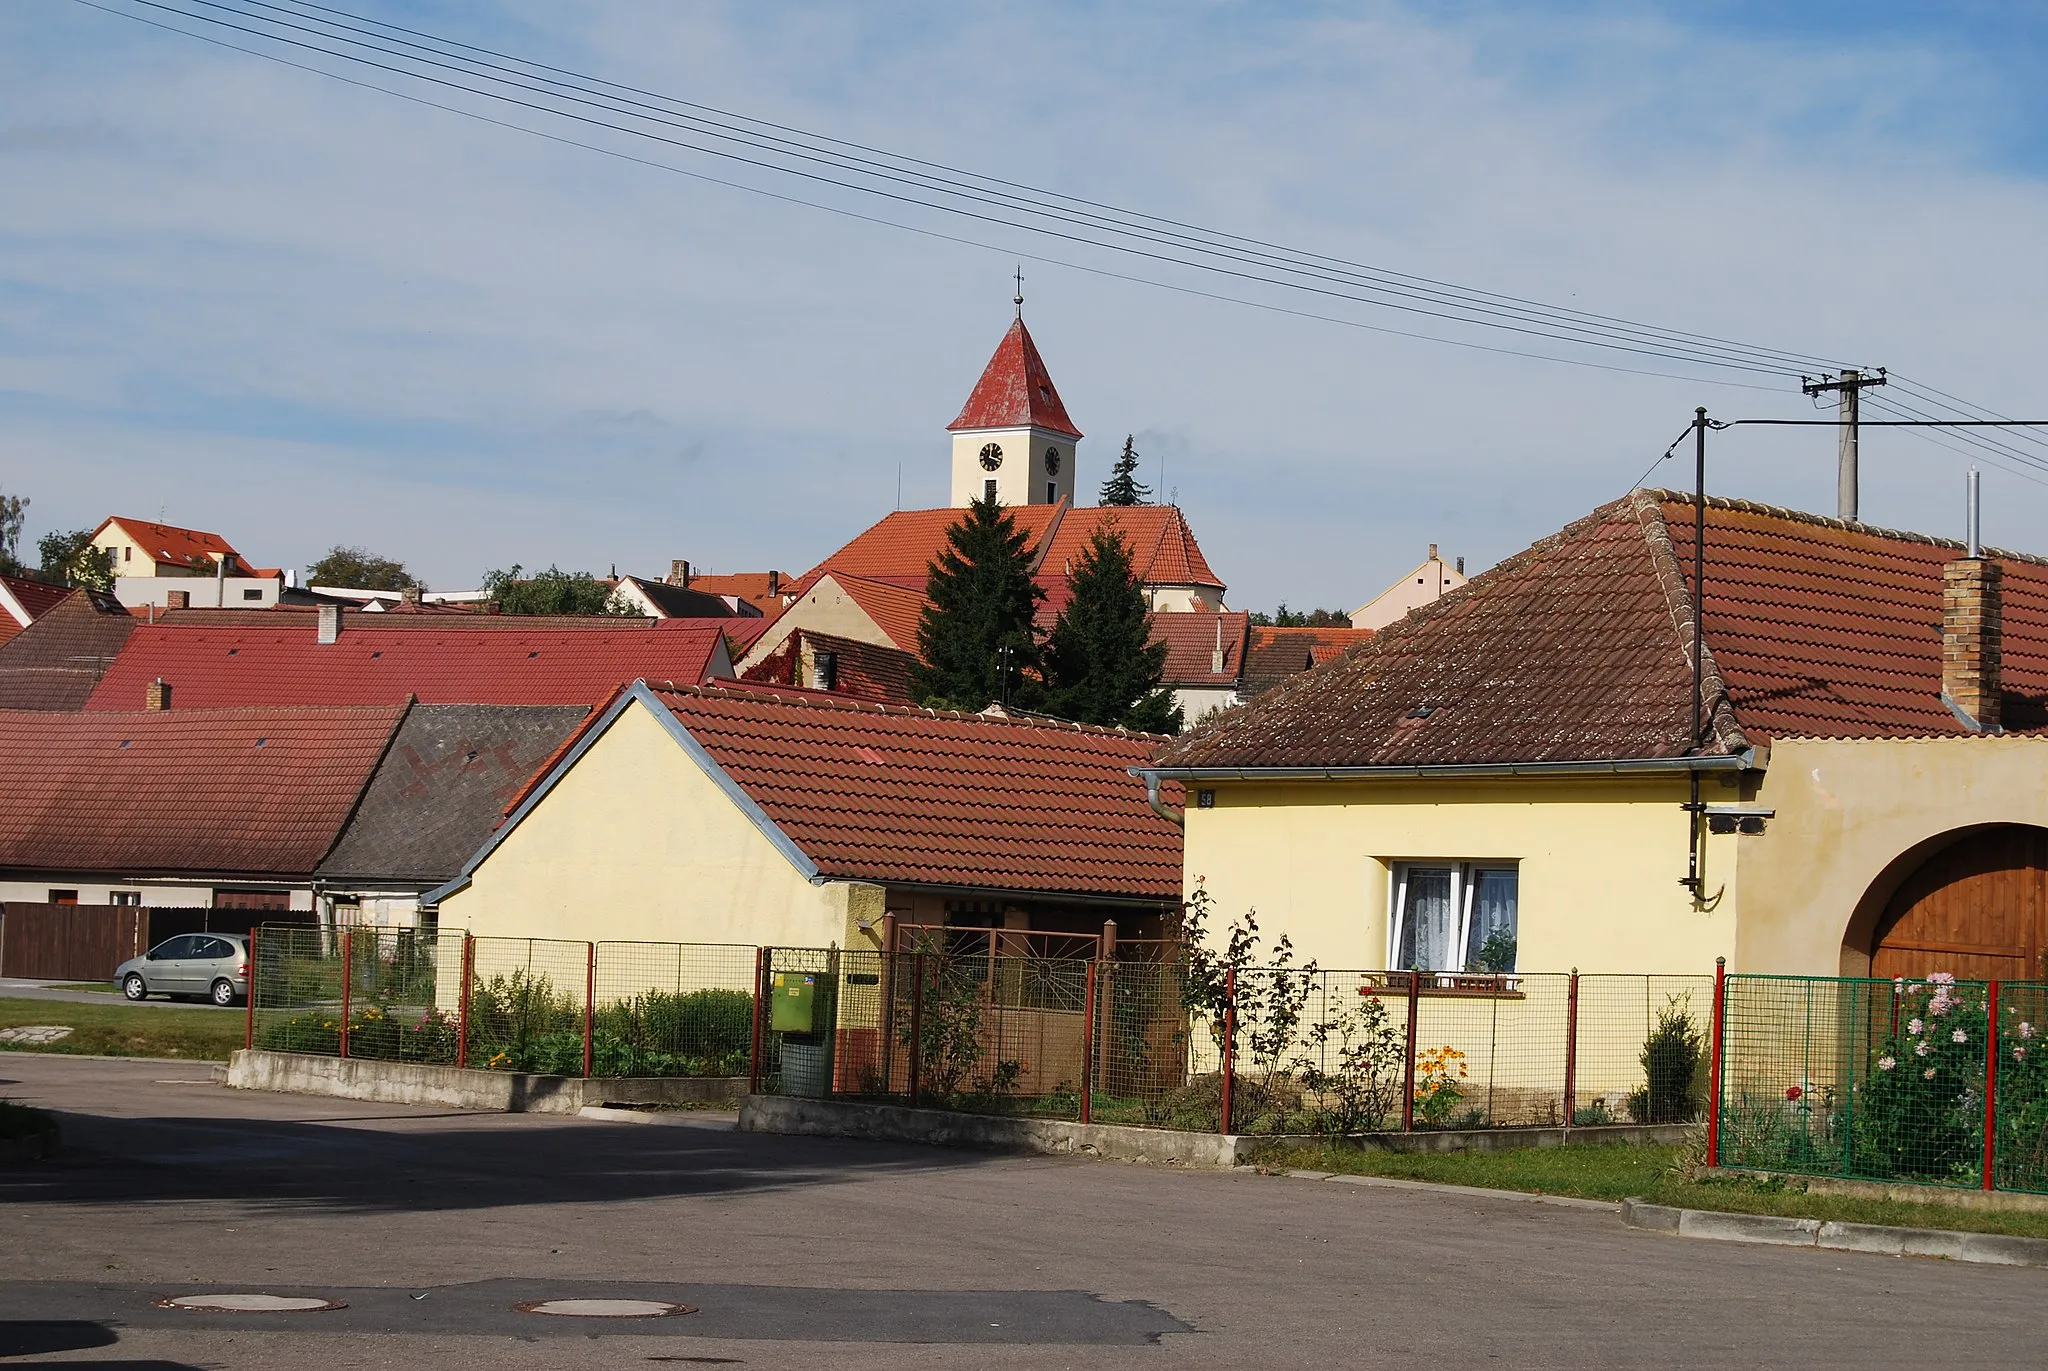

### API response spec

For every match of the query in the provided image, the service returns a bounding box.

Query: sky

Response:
[5,1,2048,612]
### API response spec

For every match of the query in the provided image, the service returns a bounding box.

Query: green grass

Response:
[1255,1140,2048,1240]
[0,997,246,1061]
[47,983,118,994]
[0,1099,58,1142]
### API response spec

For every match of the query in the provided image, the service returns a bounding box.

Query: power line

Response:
[82,0,1854,380]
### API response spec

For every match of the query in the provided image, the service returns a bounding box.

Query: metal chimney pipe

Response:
[1967,467,1981,558]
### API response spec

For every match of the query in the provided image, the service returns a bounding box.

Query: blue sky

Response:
[4,1,2048,609]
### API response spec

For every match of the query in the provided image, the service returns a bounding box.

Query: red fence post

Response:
[1706,956,1727,1168]
[1081,959,1098,1126]
[1400,970,1421,1132]
[338,927,352,1060]
[1219,966,1237,1136]
[244,927,258,1052]
[1563,967,1580,1128]
[908,952,926,1109]
[583,942,596,1080]
[748,946,767,1095]
[455,934,474,1069]
[1985,980,2002,1192]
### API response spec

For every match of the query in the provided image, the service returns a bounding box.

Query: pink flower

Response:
[2016,1047,2029,1062]
[1923,1068,1938,1079]
[1907,1018,1924,1036]
[2022,1022,2038,1041]
[1894,977,1906,988]
[1878,1056,1897,1071]
[1929,972,1956,986]
[1952,1028,1969,1044]
[1916,1041,1933,1057]
[1785,1085,1803,1101]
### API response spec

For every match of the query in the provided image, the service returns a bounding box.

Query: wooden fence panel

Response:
[0,903,149,981]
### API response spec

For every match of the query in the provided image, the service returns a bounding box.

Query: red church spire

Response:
[946,316,1083,441]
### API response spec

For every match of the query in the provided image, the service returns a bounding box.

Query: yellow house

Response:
[425,680,1183,953]
[1142,491,2048,982]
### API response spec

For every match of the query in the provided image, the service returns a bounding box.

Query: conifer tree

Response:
[912,493,1045,709]
[1098,435,1152,507]
[1042,522,1182,734]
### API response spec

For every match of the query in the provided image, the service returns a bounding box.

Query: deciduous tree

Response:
[308,545,419,591]
[482,564,638,616]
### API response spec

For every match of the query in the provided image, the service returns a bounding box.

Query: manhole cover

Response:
[159,1294,345,1313]
[0,1025,73,1044]
[517,1298,694,1319]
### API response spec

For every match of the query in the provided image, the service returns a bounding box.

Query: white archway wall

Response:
[1733,735,2048,976]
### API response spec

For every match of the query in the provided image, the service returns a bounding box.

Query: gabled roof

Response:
[83,620,732,711]
[1037,505,1226,591]
[0,574,73,644]
[614,575,741,619]
[316,704,589,884]
[799,505,1066,591]
[1241,626,1377,697]
[947,317,1082,440]
[93,516,243,570]
[686,572,794,616]
[1150,612,1250,688]
[459,683,1182,904]
[1157,490,2048,774]
[739,630,919,706]
[0,704,406,876]
[0,588,136,710]
[834,573,930,653]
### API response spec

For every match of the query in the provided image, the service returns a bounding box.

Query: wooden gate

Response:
[0,903,150,981]
[1871,826,2048,980]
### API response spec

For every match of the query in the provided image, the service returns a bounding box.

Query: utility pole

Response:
[1801,367,1887,522]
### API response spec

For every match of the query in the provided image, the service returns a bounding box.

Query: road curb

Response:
[1273,1167,1619,1211]
[1620,1198,2048,1268]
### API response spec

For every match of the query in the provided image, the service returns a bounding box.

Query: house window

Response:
[985,478,998,503]
[242,587,263,601]
[1389,862,1518,974]
[122,546,132,563]
[49,889,79,906]
[108,891,142,906]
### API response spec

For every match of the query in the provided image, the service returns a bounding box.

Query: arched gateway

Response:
[1869,826,2048,981]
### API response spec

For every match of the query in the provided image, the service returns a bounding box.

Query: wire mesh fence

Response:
[591,941,759,1077]
[249,924,461,1065]
[1715,973,2048,1194]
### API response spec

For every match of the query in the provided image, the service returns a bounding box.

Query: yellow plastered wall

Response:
[436,699,866,949]
[1182,773,1742,975]
[735,576,892,671]
[1739,735,2048,976]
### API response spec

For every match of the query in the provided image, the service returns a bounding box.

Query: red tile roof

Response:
[800,505,1065,591]
[0,704,405,876]
[1151,612,1250,687]
[1159,491,2048,772]
[0,589,136,710]
[1241,626,1377,696]
[83,620,730,711]
[1040,505,1226,591]
[93,516,244,572]
[686,571,794,616]
[832,573,931,653]
[739,630,918,705]
[647,684,1180,899]
[0,575,73,644]
[946,317,1082,440]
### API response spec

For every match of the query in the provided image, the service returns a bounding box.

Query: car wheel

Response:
[123,973,148,1002]
[209,978,238,1008]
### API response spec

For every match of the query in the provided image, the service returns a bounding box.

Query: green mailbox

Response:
[771,971,822,1034]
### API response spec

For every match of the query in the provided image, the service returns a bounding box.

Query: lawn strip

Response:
[0,997,244,1061]
[1254,1141,2048,1241]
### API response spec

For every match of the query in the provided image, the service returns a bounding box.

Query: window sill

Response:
[1363,972,1526,1000]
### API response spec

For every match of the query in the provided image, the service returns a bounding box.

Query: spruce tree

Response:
[1098,435,1152,507]
[1042,522,1182,734]
[912,493,1045,709]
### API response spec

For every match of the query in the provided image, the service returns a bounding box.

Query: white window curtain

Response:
[1392,863,1519,974]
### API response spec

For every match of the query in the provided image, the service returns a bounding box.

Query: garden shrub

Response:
[1628,996,1705,1123]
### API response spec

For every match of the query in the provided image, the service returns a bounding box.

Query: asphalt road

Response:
[0,980,236,1010]
[1,1056,2042,1368]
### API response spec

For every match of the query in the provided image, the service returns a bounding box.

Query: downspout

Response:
[1145,772,1183,827]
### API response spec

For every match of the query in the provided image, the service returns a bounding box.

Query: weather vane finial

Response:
[1013,265,1024,317]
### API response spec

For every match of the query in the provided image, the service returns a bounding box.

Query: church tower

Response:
[946,305,1082,508]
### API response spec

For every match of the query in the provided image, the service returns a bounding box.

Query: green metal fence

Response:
[1714,972,2048,1195]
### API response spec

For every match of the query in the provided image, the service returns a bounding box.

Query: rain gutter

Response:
[1134,750,1760,785]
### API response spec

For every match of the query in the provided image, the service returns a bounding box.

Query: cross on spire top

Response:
[1013,265,1024,316]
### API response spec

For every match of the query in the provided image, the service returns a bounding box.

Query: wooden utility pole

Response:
[1801,368,1887,522]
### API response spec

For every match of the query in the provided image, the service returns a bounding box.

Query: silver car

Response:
[115,933,251,1006]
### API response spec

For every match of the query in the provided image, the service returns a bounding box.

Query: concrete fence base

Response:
[226,1050,744,1114]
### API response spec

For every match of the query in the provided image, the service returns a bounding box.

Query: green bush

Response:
[1628,996,1705,1124]
[255,1005,458,1064]
[596,989,753,1063]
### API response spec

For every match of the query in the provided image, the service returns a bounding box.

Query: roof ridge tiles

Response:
[1627,493,1749,757]
[1640,488,2048,566]
[651,679,1169,739]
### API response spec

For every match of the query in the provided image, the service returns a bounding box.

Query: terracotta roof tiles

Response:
[0,588,136,710]
[1150,612,1250,687]
[946,317,1082,440]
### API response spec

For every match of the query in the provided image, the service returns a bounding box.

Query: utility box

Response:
[771,971,822,1034]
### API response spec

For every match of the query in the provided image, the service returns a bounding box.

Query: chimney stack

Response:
[767,570,781,597]
[669,559,690,588]
[165,590,189,611]
[145,678,171,711]
[400,585,422,606]
[317,603,342,645]
[1942,556,2002,732]
[1428,543,1438,561]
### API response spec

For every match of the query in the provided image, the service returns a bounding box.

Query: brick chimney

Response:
[145,678,171,711]
[318,603,343,645]
[767,570,781,597]
[400,585,422,606]
[1942,557,2002,732]
[165,590,189,611]
[669,559,690,588]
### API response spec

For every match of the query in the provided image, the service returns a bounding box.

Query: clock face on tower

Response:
[979,442,1003,471]
[1044,448,1061,476]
